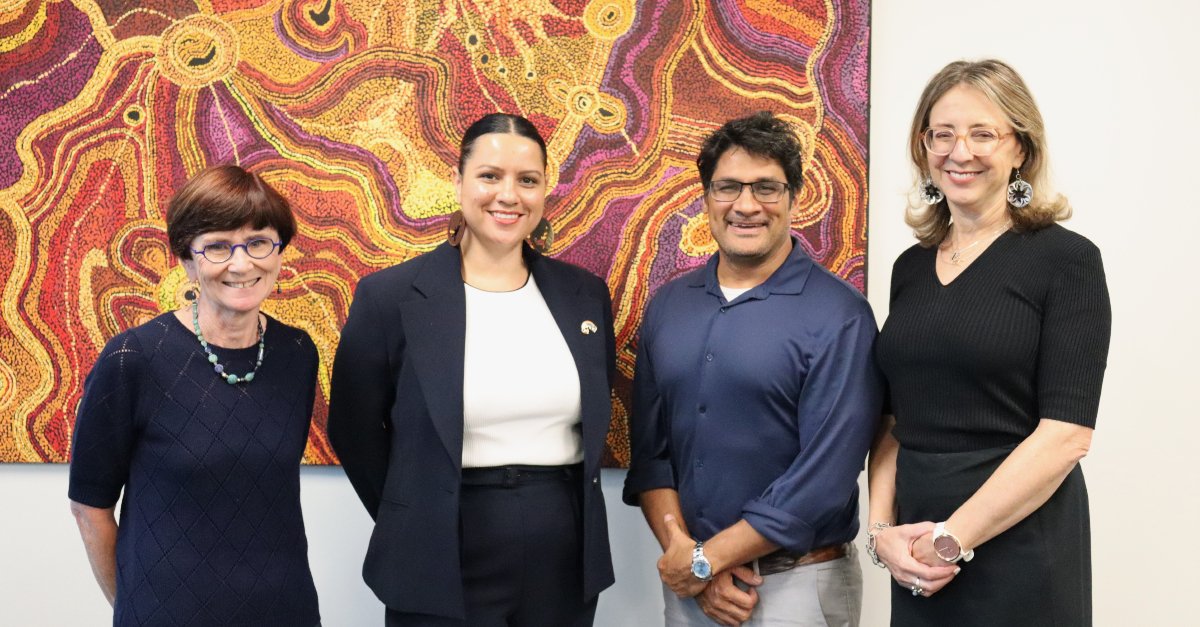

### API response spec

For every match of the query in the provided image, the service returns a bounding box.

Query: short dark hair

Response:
[166,165,297,260]
[458,113,548,172]
[696,111,803,191]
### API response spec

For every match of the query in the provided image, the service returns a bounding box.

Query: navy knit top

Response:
[69,312,320,626]
[877,223,1112,453]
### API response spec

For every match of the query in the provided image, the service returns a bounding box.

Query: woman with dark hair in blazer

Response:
[329,113,615,627]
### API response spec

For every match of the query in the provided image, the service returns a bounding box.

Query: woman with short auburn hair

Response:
[69,164,321,626]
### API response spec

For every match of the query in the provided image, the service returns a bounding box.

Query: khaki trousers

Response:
[662,544,862,627]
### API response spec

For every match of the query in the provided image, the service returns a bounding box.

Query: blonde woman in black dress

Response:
[865,60,1111,626]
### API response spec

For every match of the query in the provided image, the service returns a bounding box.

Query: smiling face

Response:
[705,146,794,275]
[454,132,547,254]
[182,225,282,318]
[926,84,1026,216]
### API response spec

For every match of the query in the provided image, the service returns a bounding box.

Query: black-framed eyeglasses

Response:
[923,127,1014,157]
[190,238,281,263]
[708,179,789,203]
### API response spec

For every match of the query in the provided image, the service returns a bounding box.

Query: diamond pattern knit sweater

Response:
[69,313,321,626]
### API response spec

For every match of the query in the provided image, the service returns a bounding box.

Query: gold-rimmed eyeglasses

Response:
[923,127,1014,157]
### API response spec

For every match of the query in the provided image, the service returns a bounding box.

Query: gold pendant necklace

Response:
[943,222,1011,265]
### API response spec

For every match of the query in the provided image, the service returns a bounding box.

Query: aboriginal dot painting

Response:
[0,0,869,465]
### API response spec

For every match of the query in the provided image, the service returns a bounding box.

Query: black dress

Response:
[69,313,321,626]
[876,224,1111,626]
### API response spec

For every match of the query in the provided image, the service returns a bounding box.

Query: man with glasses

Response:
[624,112,882,626]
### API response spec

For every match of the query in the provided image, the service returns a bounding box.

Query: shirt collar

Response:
[689,236,813,300]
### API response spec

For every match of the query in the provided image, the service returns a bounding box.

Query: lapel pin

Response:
[580,320,598,335]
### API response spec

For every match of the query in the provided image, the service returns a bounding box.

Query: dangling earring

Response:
[447,210,465,247]
[1007,170,1033,208]
[527,217,554,253]
[919,176,944,205]
[183,281,199,302]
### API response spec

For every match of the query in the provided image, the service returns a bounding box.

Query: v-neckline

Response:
[932,230,1012,287]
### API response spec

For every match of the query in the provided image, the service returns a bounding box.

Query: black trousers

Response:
[386,465,597,627]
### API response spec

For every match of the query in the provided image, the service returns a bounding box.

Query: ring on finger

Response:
[910,577,924,596]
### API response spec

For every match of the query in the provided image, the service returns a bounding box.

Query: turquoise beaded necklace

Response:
[191,300,265,384]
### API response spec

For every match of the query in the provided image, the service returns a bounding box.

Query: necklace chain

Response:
[942,222,1011,265]
[191,300,265,384]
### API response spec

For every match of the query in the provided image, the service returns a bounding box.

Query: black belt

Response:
[460,464,581,487]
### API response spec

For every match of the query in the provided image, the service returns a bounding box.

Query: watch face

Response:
[933,535,960,561]
[692,560,712,579]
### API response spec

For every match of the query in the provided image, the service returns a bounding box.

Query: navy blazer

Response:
[328,242,616,619]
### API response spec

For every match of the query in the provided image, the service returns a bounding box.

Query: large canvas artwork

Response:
[0,0,870,465]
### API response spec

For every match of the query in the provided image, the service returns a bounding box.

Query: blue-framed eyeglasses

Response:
[190,238,282,263]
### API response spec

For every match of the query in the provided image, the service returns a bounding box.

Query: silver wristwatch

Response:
[691,541,713,581]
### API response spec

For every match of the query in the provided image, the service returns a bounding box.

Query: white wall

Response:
[3,1,1197,624]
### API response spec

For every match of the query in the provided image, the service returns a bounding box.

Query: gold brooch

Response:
[580,320,598,335]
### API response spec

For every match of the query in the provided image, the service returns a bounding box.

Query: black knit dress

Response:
[69,313,321,626]
[876,224,1111,627]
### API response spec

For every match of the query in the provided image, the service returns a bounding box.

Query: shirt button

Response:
[720,307,727,313]
[698,404,706,414]
[695,459,703,468]
[705,353,714,362]
[592,477,599,485]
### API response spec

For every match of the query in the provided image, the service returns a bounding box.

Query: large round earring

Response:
[1007,170,1033,208]
[183,281,199,302]
[919,176,944,205]
[527,217,554,253]
[446,210,465,247]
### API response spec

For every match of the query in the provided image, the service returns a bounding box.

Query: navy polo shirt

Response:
[623,238,883,553]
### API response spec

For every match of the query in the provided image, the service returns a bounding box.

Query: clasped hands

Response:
[658,515,763,626]
[873,521,960,597]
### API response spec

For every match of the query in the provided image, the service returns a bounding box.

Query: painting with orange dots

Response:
[0,0,870,465]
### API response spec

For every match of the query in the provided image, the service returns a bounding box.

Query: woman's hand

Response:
[873,522,958,597]
[910,531,948,569]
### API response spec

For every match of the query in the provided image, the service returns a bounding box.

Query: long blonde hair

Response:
[906,59,1070,247]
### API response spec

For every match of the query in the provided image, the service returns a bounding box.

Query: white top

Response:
[720,285,752,302]
[461,275,583,468]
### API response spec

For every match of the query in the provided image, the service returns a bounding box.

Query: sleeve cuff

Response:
[742,501,816,553]
[621,460,676,506]
[68,482,121,509]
